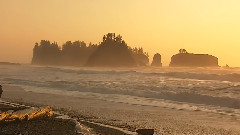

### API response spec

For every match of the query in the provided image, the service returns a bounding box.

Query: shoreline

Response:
[1,85,240,135]
[0,101,79,135]
[0,99,135,135]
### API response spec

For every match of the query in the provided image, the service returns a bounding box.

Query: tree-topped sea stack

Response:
[151,53,162,67]
[169,49,219,67]
[31,33,149,67]
[32,40,97,66]
[86,33,135,67]
[32,40,61,65]
[86,33,149,67]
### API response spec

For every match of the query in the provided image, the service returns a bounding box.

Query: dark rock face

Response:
[170,53,219,67]
[151,53,162,67]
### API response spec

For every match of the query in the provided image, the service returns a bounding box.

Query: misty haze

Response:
[1,1,240,135]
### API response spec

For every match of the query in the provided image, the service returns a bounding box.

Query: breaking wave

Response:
[1,65,240,116]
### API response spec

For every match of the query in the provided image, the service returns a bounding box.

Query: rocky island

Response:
[32,33,149,67]
[151,53,162,67]
[170,49,219,67]
[86,33,149,67]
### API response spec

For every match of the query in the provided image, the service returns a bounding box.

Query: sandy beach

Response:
[1,85,240,135]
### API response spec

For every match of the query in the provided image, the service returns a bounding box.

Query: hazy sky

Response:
[1,0,240,66]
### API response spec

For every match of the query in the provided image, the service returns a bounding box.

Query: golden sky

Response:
[1,0,240,66]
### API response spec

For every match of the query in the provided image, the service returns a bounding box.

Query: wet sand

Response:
[2,85,240,135]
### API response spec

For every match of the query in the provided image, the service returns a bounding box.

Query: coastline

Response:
[1,85,240,135]
[0,100,79,135]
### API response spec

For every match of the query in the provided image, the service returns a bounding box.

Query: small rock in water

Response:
[151,53,162,67]
[136,129,154,135]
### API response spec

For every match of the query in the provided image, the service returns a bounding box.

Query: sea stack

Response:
[151,53,162,67]
[169,49,219,67]
[86,33,149,67]
[86,33,136,67]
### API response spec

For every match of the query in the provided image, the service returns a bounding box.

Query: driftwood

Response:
[136,129,154,135]
[0,106,53,122]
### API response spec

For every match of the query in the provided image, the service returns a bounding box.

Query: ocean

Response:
[1,65,240,117]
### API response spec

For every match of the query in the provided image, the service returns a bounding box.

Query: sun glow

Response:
[1,0,240,66]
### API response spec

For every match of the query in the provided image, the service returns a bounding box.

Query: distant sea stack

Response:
[32,33,149,67]
[86,33,149,67]
[170,49,219,67]
[151,53,162,67]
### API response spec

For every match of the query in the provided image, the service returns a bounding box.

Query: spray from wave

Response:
[1,65,240,117]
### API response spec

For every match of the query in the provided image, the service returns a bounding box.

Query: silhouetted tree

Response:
[129,47,149,66]
[32,33,149,67]
[32,42,39,64]
[86,33,140,67]
[179,48,188,54]
[32,40,60,65]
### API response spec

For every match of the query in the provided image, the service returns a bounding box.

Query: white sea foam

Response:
[1,65,240,117]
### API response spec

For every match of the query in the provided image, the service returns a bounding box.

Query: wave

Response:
[3,78,240,110]
[146,72,240,82]
[2,65,240,117]
[33,66,137,75]
[32,65,240,83]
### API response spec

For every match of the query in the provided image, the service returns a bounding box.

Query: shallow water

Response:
[1,65,240,117]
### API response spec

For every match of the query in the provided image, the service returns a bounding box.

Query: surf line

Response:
[0,99,138,135]
[54,111,137,135]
